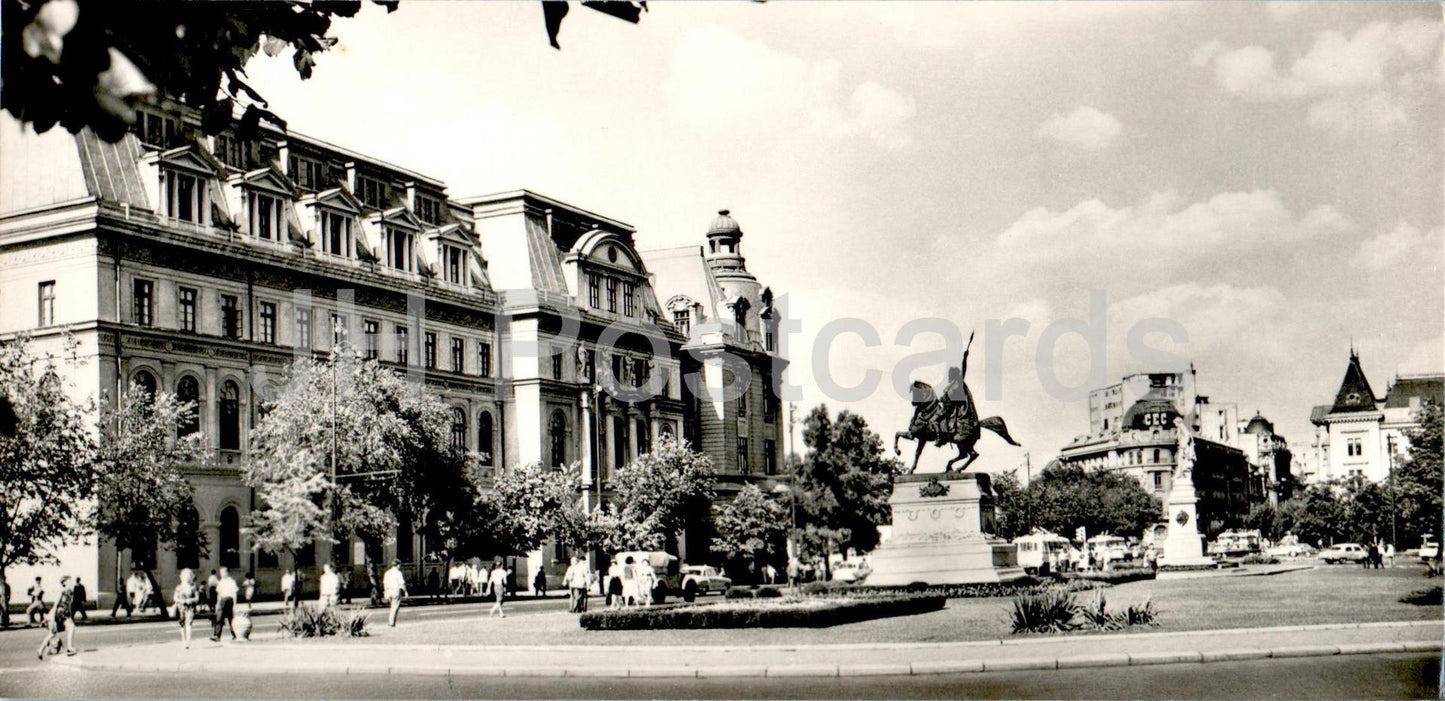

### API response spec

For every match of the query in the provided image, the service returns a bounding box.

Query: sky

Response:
[244,1,1444,478]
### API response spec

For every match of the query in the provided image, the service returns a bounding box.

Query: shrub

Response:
[1400,586,1442,606]
[277,604,369,638]
[724,588,754,600]
[579,594,945,630]
[800,581,829,596]
[1122,599,1159,627]
[756,586,784,598]
[1008,590,1079,634]
[1078,590,1125,631]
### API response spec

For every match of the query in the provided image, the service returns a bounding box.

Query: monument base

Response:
[866,472,1026,586]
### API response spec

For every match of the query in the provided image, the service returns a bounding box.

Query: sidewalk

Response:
[56,620,1442,678]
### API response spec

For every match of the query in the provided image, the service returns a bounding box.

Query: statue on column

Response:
[1172,417,1195,480]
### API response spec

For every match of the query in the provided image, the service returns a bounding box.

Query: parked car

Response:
[1416,536,1439,561]
[679,565,731,601]
[1320,543,1368,564]
[1266,542,1317,558]
[830,561,872,583]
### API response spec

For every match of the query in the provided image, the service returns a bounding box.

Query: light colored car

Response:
[1320,543,1368,564]
[679,565,731,601]
[830,561,872,583]
[1266,543,1316,558]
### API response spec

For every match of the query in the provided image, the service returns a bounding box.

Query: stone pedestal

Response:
[1159,471,1214,569]
[866,472,1025,586]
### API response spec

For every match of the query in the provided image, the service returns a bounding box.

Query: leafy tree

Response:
[481,461,608,556]
[1394,401,1443,549]
[604,435,715,553]
[794,406,899,576]
[991,470,1032,541]
[0,337,95,590]
[1030,464,1160,540]
[3,0,642,141]
[244,347,454,564]
[1275,482,1345,547]
[92,380,201,583]
[711,484,788,582]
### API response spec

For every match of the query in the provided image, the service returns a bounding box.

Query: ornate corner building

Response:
[0,107,787,602]
[1306,350,1442,484]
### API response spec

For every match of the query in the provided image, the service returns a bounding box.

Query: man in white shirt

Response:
[382,559,407,627]
[279,569,296,611]
[487,560,509,618]
[563,556,591,613]
[318,563,340,608]
[209,567,239,642]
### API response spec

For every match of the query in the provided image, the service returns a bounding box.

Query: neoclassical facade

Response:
[0,106,786,605]
[1306,351,1442,484]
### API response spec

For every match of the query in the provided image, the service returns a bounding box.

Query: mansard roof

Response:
[1331,351,1379,413]
[1384,373,1444,409]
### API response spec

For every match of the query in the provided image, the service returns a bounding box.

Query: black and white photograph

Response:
[0,1,1441,699]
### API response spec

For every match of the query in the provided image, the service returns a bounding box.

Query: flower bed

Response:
[801,578,1107,599]
[578,594,945,630]
[1063,566,1157,584]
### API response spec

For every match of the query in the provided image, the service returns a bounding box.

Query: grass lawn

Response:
[269,563,1441,648]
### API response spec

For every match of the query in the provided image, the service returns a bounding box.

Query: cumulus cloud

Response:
[1035,106,1123,150]
[1194,18,1443,134]
[667,26,916,148]
[1350,220,1437,271]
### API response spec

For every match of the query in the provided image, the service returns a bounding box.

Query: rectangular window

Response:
[764,395,778,424]
[37,281,55,326]
[450,338,464,373]
[415,195,442,225]
[424,332,437,369]
[132,279,153,327]
[737,437,750,473]
[213,134,248,169]
[587,273,601,308]
[134,111,178,148]
[673,309,690,337]
[178,286,197,332]
[1346,437,1363,457]
[605,277,618,313]
[385,228,414,272]
[258,301,276,344]
[322,211,352,256]
[622,282,635,317]
[395,326,409,365]
[289,155,324,191]
[364,320,379,359]
[552,350,564,381]
[444,246,464,285]
[296,308,313,350]
[248,191,281,240]
[765,328,776,352]
[737,392,747,417]
[478,341,493,378]
[330,313,348,347]
[1153,472,1164,489]
[764,439,777,475]
[166,170,203,224]
[636,418,651,455]
[357,176,389,209]
[221,294,242,340]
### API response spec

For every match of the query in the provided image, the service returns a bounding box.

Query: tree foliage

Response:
[2,0,642,142]
[794,406,898,563]
[1028,463,1161,540]
[0,337,95,574]
[244,348,459,560]
[92,380,201,560]
[602,435,715,553]
[481,461,609,555]
[1395,401,1443,548]
[711,484,788,577]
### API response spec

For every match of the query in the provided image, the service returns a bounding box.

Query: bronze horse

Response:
[893,379,1020,474]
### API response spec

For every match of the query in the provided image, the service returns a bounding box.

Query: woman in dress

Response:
[173,569,200,649]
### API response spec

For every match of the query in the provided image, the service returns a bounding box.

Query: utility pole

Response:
[1024,452,1033,533]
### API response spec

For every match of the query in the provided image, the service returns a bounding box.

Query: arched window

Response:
[176,376,201,437]
[219,380,241,450]
[477,411,494,466]
[132,370,157,402]
[1152,448,1161,463]
[450,407,467,452]
[550,411,567,468]
[219,506,240,568]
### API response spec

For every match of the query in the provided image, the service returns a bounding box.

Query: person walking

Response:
[241,572,256,609]
[563,556,590,613]
[36,576,76,659]
[173,569,200,649]
[636,559,657,607]
[427,568,440,602]
[0,573,10,628]
[318,563,340,609]
[210,567,238,642]
[383,559,407,627]
[280,569,296,611]
[135,571,159,617]
[205,570,219,614]
[533,567,548,598]
[487,559,509,618]
[1386,542,1396,568]
[69,578,87,621]
[25,577,46,626]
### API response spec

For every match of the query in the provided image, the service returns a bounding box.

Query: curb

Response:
[57,639,1442,678]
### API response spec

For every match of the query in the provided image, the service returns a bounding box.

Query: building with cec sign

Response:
[1306,350,1442,484]
[0,105,786,607]
[1058,368,1280,536]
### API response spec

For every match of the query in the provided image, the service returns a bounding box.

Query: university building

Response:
[1305,351,1442,484]
[1057,369,1282,535]
[0,105,786,606]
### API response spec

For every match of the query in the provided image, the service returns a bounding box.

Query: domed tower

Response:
[704,209,762,334]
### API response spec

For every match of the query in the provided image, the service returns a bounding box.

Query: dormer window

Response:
[134,111,179,149]
[358,176,389,209]
[442,244,464,285]
[622,282,635,317]
[673,309,691,337]
[214,134,250,170]
[415,194,443,225]
[385,227,415,272]
[320,210,353,257]
[246,191,283,240]
[587,273,601,308]
[605,277,618,313]
[290,155,325,191]
[162,169,207,224]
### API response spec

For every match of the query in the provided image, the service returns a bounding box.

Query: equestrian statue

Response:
[894,331,1020,474]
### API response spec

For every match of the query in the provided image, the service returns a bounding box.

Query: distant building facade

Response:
[1059,369,1277,535]
[1306,351,1442,484]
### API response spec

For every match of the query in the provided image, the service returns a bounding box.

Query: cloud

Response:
[1194,18,1443,134]
[1350,220,1436,271]
[1264,2,1310,20]
[666,26,916,149]
[1035,106,1122,150]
